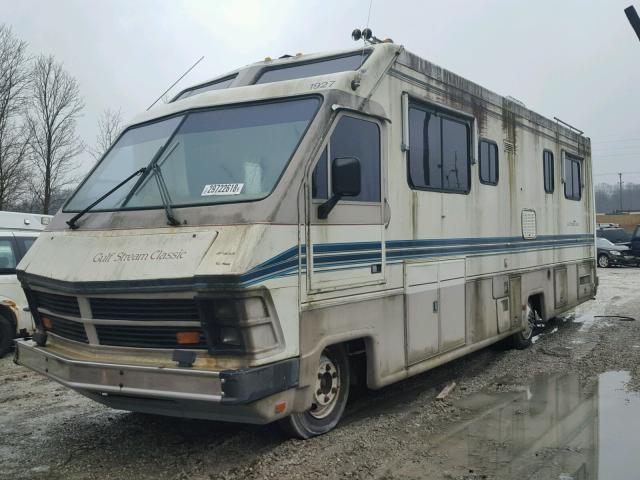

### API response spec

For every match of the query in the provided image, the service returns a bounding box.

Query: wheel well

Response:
[528,293,544,320]
[344,338,368,387]
[0,305,17,329]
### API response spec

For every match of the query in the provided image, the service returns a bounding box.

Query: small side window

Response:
[543,150,554,193]
[478,139,498,185]
[564,153,582,201]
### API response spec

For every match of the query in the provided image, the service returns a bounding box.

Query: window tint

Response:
[175,76,236,101]
[479,140,498,185]
[256,53,367,85]
[543,150,554,193]
[564,153,582,200]
[311,116,380,202]
[408,104,469,193]
[0,238,17,271]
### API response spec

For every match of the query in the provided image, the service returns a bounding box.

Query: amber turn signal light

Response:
[42,316,53,330]
[176,331,200,345]
[275,401,287,414]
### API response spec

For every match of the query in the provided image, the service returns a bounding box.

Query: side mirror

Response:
[318,157,361,219]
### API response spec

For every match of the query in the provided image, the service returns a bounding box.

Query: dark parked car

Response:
[596,237,633,268]
[596,226,631,245]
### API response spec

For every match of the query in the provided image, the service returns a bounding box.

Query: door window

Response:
[311,115,380,202]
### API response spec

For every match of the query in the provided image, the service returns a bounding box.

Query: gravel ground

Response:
[1,267,639,480]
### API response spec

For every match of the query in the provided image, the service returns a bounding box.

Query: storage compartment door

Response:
[438,259,466,352]
[406,281,440,365]
[554,267,568,308]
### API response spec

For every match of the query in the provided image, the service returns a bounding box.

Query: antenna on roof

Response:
[147,56,205,111]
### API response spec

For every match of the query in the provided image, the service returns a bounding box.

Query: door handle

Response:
[433,300,438,313]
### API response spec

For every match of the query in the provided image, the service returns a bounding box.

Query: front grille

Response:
[89,298,200,321]
[44,316,88,343]
[95,325,207,349]
[33,291,80,317]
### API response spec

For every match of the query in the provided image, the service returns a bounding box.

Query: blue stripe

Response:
[237,234,594,287]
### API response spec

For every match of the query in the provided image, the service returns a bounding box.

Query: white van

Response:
[0,212,52,355]
[14,39,595,437]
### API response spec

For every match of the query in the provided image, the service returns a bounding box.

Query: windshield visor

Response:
[65,97,321,212]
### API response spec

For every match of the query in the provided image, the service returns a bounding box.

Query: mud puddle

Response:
[387,371,640,480]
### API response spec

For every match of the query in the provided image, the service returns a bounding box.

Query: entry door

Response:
[306,113,386,293]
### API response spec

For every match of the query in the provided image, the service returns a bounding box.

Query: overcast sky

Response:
[4,0,640,185]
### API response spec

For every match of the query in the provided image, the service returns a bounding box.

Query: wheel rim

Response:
[598,255,609,268]
[309,353,341,420]
[521,304,536,339]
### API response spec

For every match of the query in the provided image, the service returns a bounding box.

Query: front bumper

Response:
[611,254,637,266]
[14,339,299,423]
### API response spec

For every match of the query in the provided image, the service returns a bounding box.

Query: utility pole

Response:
[619,172,624,213]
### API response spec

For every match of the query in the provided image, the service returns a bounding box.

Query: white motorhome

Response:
[14,38,595,438]
[0,211,52,355]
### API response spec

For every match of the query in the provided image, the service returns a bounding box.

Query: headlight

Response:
[196,294,281,354]
[610,250,621,256]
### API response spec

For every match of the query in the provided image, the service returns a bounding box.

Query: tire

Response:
[597,254,610,268]
[0,313,14,357]
[509,301,537,350]
[279,345,350,439]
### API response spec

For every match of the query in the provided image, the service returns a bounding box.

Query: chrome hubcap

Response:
[522,304,536,339]
[310,354,340,419]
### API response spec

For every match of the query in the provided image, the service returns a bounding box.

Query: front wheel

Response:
[279,345,350,439]
[597,254,610,268]
[0,314,14,357]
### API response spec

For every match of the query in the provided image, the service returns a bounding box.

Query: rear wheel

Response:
[279,345,350,439]
[509,301,538,350]
[597,254,610,268]
[0,313,14,357]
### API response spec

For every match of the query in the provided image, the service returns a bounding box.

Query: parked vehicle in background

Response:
[630,225,640,256]
[596,224,631,245]
[596,237,632,268]
[0,212,52,356]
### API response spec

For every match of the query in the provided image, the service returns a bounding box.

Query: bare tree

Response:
[90,108,123,161]
[26,54,84,214]
[0,25,30,210]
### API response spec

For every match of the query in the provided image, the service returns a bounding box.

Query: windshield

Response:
[65,97,320,212]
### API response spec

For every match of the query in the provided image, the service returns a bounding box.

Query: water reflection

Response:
[416,371,640,480]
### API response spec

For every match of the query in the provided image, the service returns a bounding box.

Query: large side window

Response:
[407,104,470,193]
[479,139,498,185]
[312,116,380,202]
[543,150,554,193]
[564,153,582,200]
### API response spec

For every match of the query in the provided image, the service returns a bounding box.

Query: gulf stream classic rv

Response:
[14,39,595,438]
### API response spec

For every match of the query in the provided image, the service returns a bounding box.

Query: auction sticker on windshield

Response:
[201,183,244,196]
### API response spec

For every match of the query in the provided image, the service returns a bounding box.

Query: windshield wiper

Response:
[67,168,146,230]
[151,162,180,226]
